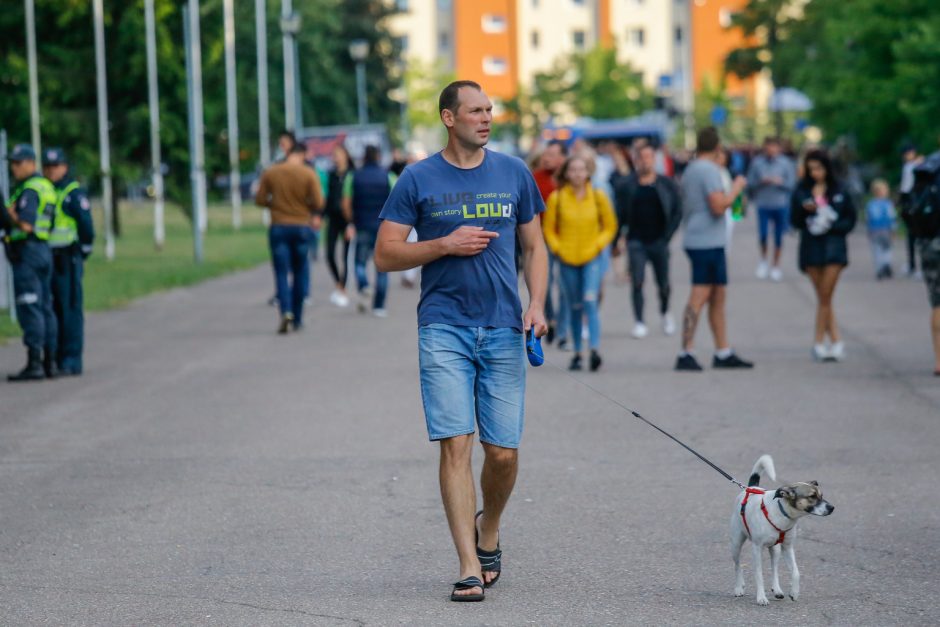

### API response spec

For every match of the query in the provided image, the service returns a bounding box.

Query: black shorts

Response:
[685,247,727,285]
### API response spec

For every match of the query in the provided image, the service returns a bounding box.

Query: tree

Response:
[0,0,403,223]
[724,0,802,136]
[532,45,653,123]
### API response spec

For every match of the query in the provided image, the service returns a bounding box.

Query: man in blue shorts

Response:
[375,80,548,602]
[675,127,753,371]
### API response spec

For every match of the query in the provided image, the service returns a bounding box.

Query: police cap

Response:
[8,144,36,162]
[44,147,68,165]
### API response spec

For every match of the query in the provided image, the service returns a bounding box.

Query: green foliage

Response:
[0,0,402,213]
[772,0,940,167]
[532,45,653,122]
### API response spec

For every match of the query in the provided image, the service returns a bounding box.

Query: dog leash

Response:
[528,333,747,490]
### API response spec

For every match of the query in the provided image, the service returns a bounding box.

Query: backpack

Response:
[906,151,940,238]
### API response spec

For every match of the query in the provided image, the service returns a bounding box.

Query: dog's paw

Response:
[756,595,770,606]
[789,592,799,602]
[733,586,745,597]
[773,588,785,600]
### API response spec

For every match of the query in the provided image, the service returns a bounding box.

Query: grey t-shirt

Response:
[681,158,726,250]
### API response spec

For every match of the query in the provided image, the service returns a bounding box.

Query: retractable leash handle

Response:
[526,329,544,367]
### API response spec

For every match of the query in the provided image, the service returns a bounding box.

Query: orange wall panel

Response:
[453,0,518,101]
[691,0,753,96]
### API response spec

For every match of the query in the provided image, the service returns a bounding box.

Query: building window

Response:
[719,9,734,28]
[531,30,540,49]
[572,0,585,5]
[628,27,645,47]
[674,27,682,44]
[482,14,507,34]
[573,30,586,49]
[532,0,539,7]
[437,0,452,9]
[438,31,450,50]
[483,56,508,75]
[399,35,409,52]
[396,0,409,11]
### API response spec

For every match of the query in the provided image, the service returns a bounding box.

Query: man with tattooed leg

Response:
[674,127,753,371]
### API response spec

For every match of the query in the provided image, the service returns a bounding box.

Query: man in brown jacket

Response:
[255,144,324,333]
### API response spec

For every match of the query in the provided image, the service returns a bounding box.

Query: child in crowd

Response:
[866,179,897,279]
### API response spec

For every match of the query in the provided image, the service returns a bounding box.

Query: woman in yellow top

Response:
[543,154,619,371]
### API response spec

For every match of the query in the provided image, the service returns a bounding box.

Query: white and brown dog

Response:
[730,455,834,605]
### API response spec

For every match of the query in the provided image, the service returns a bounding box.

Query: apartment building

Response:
[386,0,763,112]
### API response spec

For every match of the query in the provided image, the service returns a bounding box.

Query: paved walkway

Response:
[1,217,938,625]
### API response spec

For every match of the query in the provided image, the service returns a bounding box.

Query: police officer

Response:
[43,147,94,376]
[1,144,58,381]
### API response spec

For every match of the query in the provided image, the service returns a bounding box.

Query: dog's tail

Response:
[748,454,777,486]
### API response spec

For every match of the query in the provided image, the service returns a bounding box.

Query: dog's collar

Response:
[777,499,793,520]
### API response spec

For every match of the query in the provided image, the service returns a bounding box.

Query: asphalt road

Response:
[1,218,938,626]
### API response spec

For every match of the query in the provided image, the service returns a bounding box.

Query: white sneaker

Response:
[769,267,783,282]
[330,290,350,307]
[357,288,372,314]
[830,341,845,361]
[756,260,770,280]
[373,308,388,318]
[812,343,830,362]
[662,313,676,336]
[631,322,649,339]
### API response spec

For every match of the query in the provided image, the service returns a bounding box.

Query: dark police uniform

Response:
[1,144,58,381]
[45,148,94,375]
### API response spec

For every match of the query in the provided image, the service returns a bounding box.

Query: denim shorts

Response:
[418,323,526,448]
[685,247,728,285]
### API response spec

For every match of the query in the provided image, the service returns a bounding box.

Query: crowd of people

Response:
[252,123,940,377]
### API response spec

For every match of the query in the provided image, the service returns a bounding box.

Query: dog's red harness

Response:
[740,488,787,546]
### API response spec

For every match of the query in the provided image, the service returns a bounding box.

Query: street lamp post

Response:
[348,39,369,126]
[280,1,301,133]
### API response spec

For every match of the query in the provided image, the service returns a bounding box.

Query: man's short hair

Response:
[364,144,381,164]
[764,136,781,146]
[289,143,306,155]
[546,139,568,156]
[439,80,482,115]
[696,127,721,153]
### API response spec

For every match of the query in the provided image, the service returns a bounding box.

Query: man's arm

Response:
[254,171,270,207]
[65,189,96,257]
[374,220,499,273]
[308,170,325,213]
[707,175,747,217]
[517,219,548,337]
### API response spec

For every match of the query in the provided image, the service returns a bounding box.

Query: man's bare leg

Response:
[440,434,481,597]
[682,285,713,352]
[708,285,729,350]
[477,443,518,584]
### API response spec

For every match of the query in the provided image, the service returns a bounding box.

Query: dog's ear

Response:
[775,487,795,500]
[808,480,819,487]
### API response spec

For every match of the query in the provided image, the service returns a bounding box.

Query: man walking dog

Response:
[375,80,548,601]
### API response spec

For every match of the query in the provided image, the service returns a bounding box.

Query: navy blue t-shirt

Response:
[379,150,544,331]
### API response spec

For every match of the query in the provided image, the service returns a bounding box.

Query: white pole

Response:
[93,0,115,261]
[24,0,41,161]
[1,130,15,323]
[144,0,165,250]
[282,0,297,132]
[223,0,242,230]
[184,1,205,262]
[256,0,271,226]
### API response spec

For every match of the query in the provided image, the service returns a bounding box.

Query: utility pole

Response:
[144,0,165,249]
[184,0,206,262]
[281,0,299,132]
[93,0,115,260]
[255,0,271,167]
[223,0,242,229]
[24,0,41,161]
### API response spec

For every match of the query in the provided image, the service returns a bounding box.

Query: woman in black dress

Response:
[325,145,354,307]
[790,149,857,361]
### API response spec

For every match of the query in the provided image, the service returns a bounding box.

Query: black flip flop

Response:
[451,576,485,602]
[475,510,502,588]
